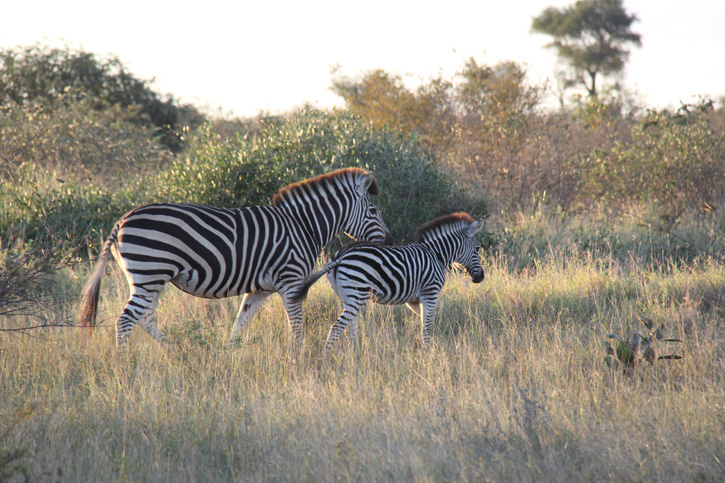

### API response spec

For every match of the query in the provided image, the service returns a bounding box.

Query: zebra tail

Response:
[78,223,120,337]
[291,259,339,304]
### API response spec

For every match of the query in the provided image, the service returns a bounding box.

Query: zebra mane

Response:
[414,212,476,242]
[272,168,379,208]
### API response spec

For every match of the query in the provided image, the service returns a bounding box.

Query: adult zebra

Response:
[292,212,484,352]
[78,168,393,349]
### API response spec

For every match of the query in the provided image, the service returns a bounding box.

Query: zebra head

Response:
[415,212,485,283]
[459,219,485,283]
[343,170,394,245]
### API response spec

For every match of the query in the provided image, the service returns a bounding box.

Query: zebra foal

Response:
[78,168,393,349]
[292,212,484,352]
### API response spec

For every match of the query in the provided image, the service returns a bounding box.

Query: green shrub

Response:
[488,200,725,272]
[0,98,174,262]
[156,108,488,242]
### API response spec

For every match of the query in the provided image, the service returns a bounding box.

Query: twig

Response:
[0,323,82,333]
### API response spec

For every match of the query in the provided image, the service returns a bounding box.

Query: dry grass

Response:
[2,255,724,482]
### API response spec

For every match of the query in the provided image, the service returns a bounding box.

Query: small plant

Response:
[604,316,683,374]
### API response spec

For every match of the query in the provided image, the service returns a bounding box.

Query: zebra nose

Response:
[383,231,394,245]
[472,271,484,283]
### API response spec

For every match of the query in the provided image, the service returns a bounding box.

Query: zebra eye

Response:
[369,207,378,215]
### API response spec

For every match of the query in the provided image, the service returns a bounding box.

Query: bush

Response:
[0,236,70,319]
[0,100,174,186]
[0,100,166,259]
[156,108,487,242]
[1,107,487,267]
[330,60,627,215]
[581,100,725,223]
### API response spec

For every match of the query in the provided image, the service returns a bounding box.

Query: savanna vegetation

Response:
[2,3,725,477]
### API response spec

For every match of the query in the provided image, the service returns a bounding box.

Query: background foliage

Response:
[0,43,204,152]
[1,43,725,319]
[531,0,641,98]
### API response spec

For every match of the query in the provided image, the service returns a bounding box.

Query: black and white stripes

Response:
[293,212,484,352]
[78,168,393,349]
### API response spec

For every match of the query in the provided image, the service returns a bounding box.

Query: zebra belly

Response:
[339,264,440,306]
[371,291,420,305]
[340,273,421,306]
[169,267,278,299]
[170,269,216,298]
[114,202,305,300]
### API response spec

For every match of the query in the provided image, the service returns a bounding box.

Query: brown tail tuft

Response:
[78,224,119,337]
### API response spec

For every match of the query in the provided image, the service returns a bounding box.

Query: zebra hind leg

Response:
[325,303,365,354]
[115,291,161,350]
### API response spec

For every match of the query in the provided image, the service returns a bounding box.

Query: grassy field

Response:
[2,248,724,482]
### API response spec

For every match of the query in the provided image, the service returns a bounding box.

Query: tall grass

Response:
[2,250,724,481]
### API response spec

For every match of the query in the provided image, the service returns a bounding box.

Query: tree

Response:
[330,68,454,150]
[0,43,204,151]
[532,0,641,98]
[331,60,540,153]
[456,58,540,129]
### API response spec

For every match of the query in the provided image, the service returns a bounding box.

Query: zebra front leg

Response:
[406,301,421,317]
[279,291,306,345]
[228,291,273,343]
[138,296,168,348]
[419,296,439,348]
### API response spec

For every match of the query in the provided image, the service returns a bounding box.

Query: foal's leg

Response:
[325,292,368,353]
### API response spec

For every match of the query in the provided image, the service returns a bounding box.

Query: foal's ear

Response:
[355,172,378,197]
[468,220,485,236]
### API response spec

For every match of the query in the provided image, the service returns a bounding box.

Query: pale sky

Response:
[2,1,724,117]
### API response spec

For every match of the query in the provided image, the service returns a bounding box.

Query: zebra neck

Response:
[423,238,455,268]
[285,203,345,250]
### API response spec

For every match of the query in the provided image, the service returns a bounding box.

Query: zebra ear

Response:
[355,173,375,198]
[468,220,485,236]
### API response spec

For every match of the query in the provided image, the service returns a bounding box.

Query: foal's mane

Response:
[414,212,475,242]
